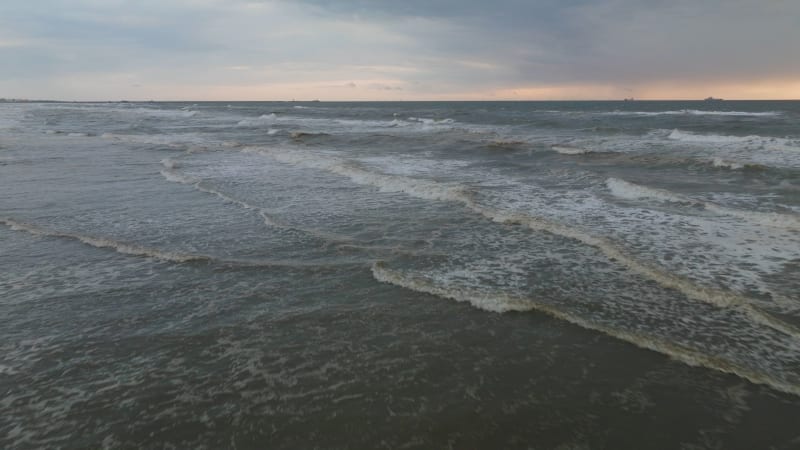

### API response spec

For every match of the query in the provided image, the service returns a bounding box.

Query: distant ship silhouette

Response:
[704,96,723,102]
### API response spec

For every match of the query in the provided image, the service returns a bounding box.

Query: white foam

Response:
[246,146,799,336]
[669,129,752,144]
[552,145,591,155]
[681,110,780,117]
[605,110,781,117]
[606,177,691,203]
[158,162,358,243]
[371,262,800,397]
[159,169,197,185]
[606,177,800,231]
[668,129,800,150]
[0,217,341,269]
[711,158,745,170]
[160,158,179,170]
[702,203,800,231]
[407,117,456,126]
[244,146,473,204]
[0,218,209,263]
[126,107,197,119]
[237,113,277,127]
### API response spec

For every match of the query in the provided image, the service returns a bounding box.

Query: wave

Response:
[160,168,198,184]
[237,113,277,127]
[606,177,694,204]
[606,177,800,231]
[406,117,456,126]
[122,107,197,119]
[235,113,472,135]
[43,130,94,137]
[667,129,800,150]
[243,146,474,204]
[1,218,210,263]
[245,145,799,337]
[371,262,800,397]
[158,165,359,244]
[552,145,592,155]
[605,110,781,117]
[487,140,526,150]
[0,217,358,270]
[101,132,224,150]
[78,106,199,119]
[161,158,179,170]
[708,158,765,170]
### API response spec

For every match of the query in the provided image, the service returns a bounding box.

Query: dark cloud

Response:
[1,0,798,99]
[292,0,800,85]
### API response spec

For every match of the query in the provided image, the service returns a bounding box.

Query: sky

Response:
[1,0,799,101]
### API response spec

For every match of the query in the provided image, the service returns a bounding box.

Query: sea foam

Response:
[245,145,800,338]
[0,218,210,263]
[371,261,800,396]
[606,177,800,231]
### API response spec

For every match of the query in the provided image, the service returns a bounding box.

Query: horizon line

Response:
[3,98,800,103]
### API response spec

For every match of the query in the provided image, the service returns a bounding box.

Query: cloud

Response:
[0,0,798,100]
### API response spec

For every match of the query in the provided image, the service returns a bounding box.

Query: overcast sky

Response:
[1,0,799,100]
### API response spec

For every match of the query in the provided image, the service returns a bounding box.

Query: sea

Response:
[1,100,799,449]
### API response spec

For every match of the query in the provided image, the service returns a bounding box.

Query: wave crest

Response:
[606,177,800,231]
[1,218,210,263]
[371,261,800,396]
[244,146,798,337]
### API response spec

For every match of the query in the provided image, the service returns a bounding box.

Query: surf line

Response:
[466,203,800,339]
[245,146,800,338]
[158,163,363,247]
[372,262,800,398]
[1,217,210,263]
[0,217,352,269]
[160,148,427,257]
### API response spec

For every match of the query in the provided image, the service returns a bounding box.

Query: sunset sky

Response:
[2,0,799,101]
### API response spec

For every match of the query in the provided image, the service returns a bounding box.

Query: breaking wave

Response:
[552,145,592,155]
[606,177,693,204]
[371,262,800,396]
[605,110,781,117]
[606,177,800,230]
[161,158,179,170]
[667,129,800,150]
[237,113,277,127]
[246,145,799,337]
[1,218,210,263]
[711,158,747,170]
[158,165,358,243]
[0,218,357,269]
[243,146,474,204]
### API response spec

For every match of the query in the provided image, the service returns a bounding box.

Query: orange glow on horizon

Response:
[31,75,800,102]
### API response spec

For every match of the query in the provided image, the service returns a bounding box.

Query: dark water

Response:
[1,101,799,449]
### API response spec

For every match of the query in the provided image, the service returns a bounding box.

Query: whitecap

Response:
[244,145,800,337]
[371,261,800,397]
[237,113,277,127]
[552,145,591,155]
[606,177,800,231]
[0,218,209,263]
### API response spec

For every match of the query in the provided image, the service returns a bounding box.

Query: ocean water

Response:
[1,100,799,449]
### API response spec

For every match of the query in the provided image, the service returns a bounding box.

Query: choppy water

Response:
[1,100,799,449]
